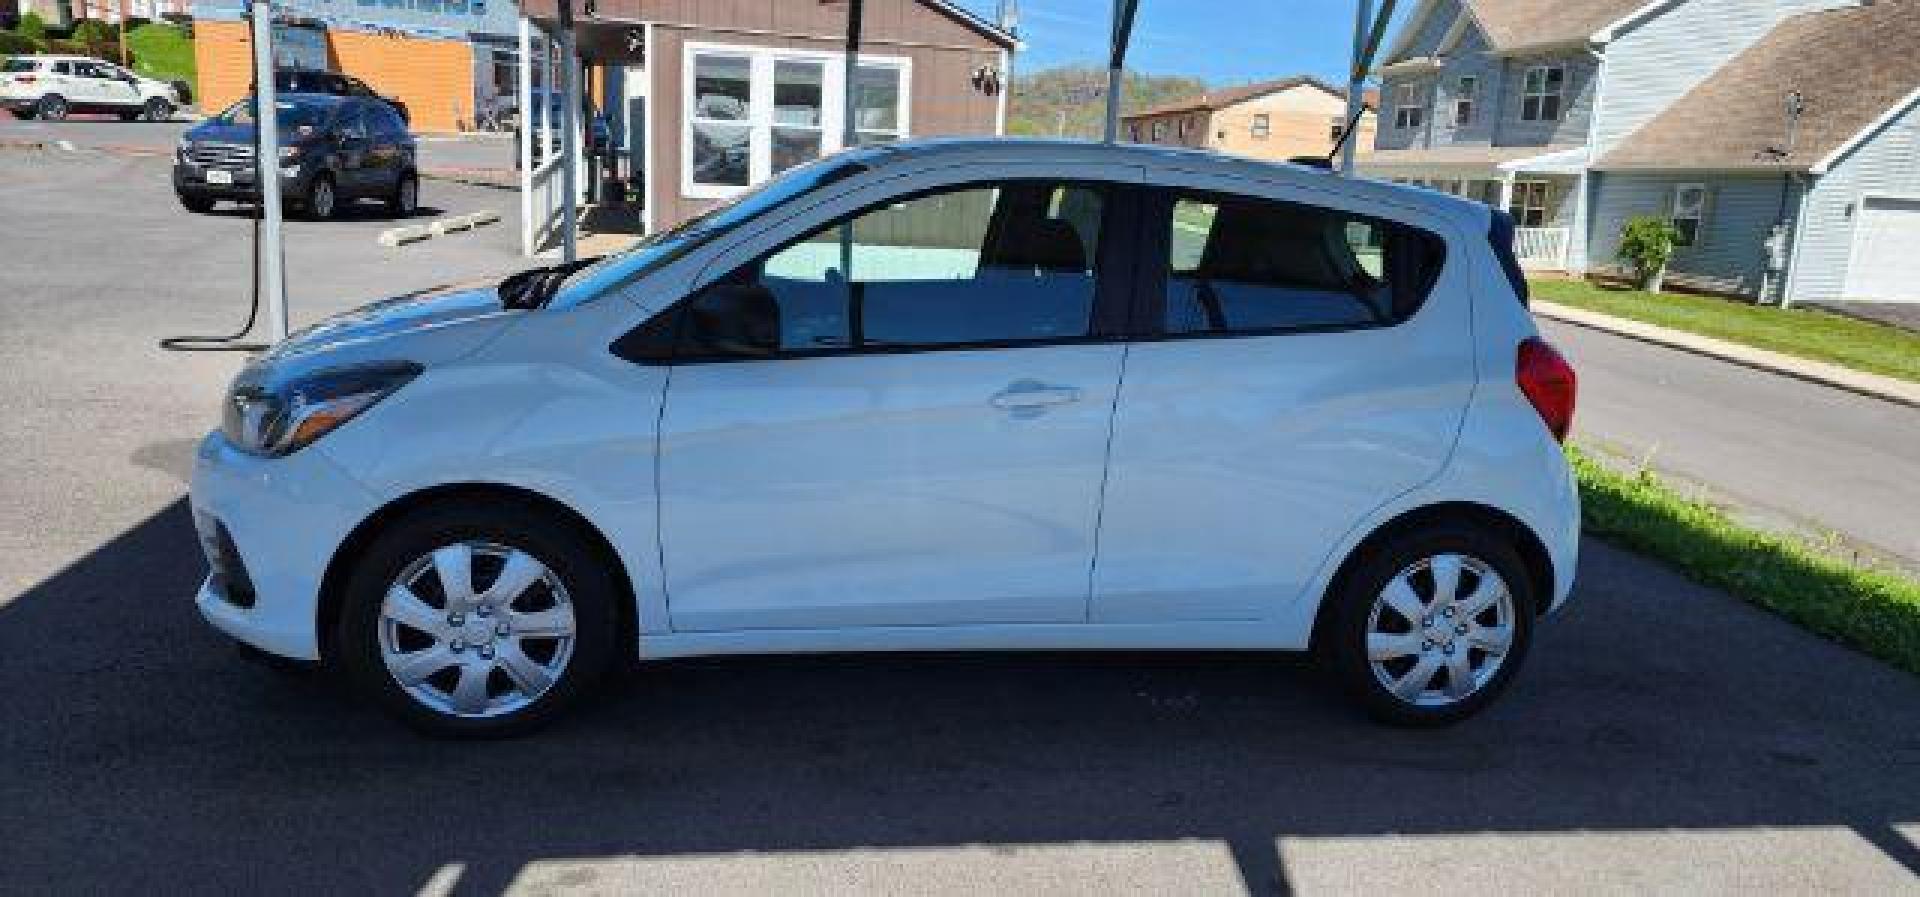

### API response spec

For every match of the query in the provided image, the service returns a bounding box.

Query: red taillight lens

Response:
[1517,337,1577,443]
[16,75,36,84]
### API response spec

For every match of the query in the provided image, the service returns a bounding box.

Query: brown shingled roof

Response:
[1598,0,1920,171]
[1123,76,1361,121]
[1464,0,1648,52]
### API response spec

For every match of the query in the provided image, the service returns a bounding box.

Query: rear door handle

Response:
[990,380,1084,410]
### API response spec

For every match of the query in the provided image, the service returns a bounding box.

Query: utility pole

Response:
[1340,0,1373,174]
[1103,0,1137,143]
[841,0,864,148]
[249,0,287,341]
[556,0,578,262]
[118,0,129,67]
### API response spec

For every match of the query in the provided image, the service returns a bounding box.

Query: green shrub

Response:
[72,19,115,46]
[1618,215,1681,291]
[0,31,43,55]
[16,11,48,41]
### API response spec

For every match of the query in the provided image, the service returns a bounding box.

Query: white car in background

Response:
[189,139,1582,737]
[1,54,181,122]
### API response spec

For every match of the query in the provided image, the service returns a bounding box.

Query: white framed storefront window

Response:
[684,43,911,200]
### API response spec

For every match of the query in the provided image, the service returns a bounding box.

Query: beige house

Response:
[1122,76,1377,162]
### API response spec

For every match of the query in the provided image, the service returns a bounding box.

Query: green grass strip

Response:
[1571,447,1920,676]
[1533,279,1920,384]
[126,23,196,92]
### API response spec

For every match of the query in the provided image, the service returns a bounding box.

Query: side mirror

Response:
[685,283,781,359]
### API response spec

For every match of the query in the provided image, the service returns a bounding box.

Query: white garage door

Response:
[1845,196,1920,301]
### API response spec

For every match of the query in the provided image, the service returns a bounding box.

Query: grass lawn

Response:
[1532,278,1920,384]
[126,23,196,95]
[1571,447,1920,677]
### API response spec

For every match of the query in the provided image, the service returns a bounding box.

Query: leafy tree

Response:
[17,11,48,41]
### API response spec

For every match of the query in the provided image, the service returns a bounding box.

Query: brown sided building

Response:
[1122,76,1377,163]
[514,0,1019,235]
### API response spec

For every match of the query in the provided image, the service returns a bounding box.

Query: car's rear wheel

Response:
[387,173,419,217]
[337,499,619,737]
[1323,522,1535,726]
[35,95,67,121]
[142,98,174,122]
[304,174,338,220]
[176,192,215,213]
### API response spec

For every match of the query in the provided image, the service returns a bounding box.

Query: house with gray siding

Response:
[1364,0,1920,303]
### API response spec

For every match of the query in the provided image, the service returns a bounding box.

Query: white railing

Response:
[522,153,564,257]
[1514,227,1571,269]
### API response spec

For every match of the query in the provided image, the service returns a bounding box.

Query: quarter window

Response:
[672,181,1107,358]
[1162,193,1444,334]
[1521,66,1565,122]
[1671,183,1708,247]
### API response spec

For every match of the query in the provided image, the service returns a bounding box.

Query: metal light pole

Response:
[1103,0,1138,143]
[250,0,288,341]
[842,0,864,148]
[1341,0,1374,174]
[556,0,579,262]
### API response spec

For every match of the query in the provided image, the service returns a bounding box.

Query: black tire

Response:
[142,98,174,122]
[386,172,419,218]
[1322,521,1537,727]
[303,174,339,220]
[177,192,216,213]
[336,498,620,737]
[36,94,68,121]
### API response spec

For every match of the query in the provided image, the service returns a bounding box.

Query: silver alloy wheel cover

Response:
[378,541,578,719]
[312,180,334,218]
[1365,553,1516,708]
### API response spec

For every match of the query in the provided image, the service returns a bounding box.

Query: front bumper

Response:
[190,432,380,661]
[172,163,312,202]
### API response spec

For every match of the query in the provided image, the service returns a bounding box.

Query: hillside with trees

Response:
[1007,65,1207,139]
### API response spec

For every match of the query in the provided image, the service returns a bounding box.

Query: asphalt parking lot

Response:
[2,148,1918,894]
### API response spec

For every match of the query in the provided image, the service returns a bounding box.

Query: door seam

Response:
[1083,342,1131,623]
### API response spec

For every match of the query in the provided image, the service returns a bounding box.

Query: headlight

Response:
[279,145,303,161]
[222,362,421,457]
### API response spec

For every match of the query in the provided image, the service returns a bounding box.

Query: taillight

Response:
[1517,337,1577,443]
[16,75,35,84]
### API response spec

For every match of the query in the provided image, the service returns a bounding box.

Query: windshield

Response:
[555,150,883,308]
[3,59,39,73]
[220,98,333,133]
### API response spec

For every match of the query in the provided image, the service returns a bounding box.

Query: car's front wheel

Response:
[1323,522,1536,726]
[303,174,338,220]
[142,98,174,122]
[176,192,215,213]
[337,499,619,737]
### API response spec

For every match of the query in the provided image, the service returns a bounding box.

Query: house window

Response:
[1328,117,1344,143]
[1128,123,1140,142]
[1178,115,1193,138]
[1392,81,1425,129]
[1453,76,1477,125]
[1252,113,1271,139]
[1151,120,1169,141]
[1671,183,1708,247]
[1521,65,1565,122]
[684,45,909,198]
[1508,180,1552,227]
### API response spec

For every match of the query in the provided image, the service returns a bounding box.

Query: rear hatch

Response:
[0,59,45,99]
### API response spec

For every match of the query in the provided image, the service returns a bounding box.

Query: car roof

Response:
[859,137,1491,229]
[18,55,111,63]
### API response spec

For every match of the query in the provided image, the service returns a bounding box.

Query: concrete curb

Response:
[420,169,517,192]
[379,210,500,247]
[1534,301,1920,410]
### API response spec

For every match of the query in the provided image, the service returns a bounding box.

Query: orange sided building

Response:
[192,0,524,133]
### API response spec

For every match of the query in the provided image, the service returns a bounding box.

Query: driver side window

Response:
[1163,192,1445,335]
[672,180,1108,360]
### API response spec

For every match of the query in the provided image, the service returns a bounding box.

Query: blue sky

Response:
[961,0,1414,87]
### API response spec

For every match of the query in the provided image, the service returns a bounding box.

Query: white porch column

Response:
[1568,170,1590,272]
[518,17,535,256]
[1498,171,1516,211]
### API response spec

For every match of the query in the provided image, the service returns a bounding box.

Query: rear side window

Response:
[2,59,41,73]
[1159,191,1445,335]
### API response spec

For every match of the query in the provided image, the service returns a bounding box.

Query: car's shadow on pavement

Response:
[3,498,1919,893]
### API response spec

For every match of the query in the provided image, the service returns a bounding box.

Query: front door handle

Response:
[990,380,1084,411]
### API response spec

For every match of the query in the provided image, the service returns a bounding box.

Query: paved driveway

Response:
[2,150,1918,894]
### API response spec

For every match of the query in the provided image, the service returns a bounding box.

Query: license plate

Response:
[205,169,234,185]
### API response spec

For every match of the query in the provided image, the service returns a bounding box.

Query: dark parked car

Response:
[275,69,410,125]
[173,94,419,220]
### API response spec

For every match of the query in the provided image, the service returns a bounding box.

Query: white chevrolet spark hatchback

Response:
[192,140,1580,736]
